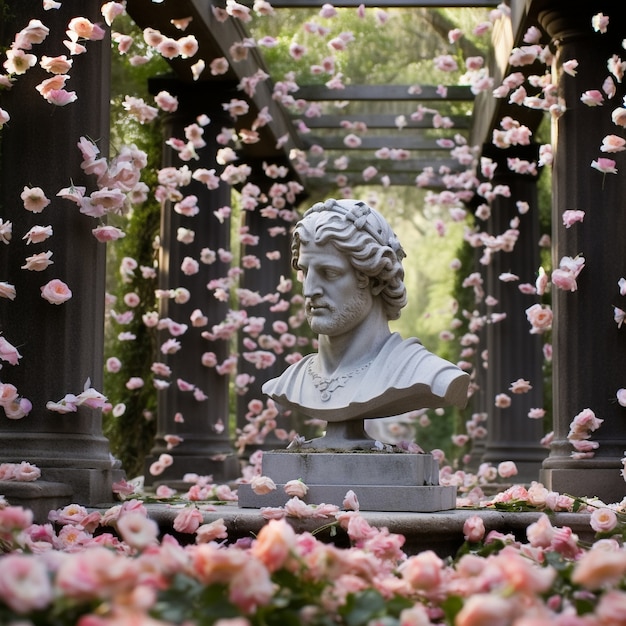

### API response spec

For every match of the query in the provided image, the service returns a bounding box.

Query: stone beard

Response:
[262,198,470,431]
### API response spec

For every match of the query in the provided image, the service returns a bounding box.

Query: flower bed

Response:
[1,477,625,626]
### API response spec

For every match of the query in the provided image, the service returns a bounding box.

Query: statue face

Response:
[296,239,374,337]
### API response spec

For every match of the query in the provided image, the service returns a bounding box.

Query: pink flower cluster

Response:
[0,482,626,624]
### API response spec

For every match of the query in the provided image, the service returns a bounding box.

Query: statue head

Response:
[291,198,407,321]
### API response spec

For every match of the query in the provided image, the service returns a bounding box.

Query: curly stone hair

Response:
[291,198,407,321]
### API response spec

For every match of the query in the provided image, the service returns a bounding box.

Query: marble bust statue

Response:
[262,198,470,449]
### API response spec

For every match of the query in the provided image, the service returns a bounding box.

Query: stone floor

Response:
[3,480,594,558]
[145,502,594,557]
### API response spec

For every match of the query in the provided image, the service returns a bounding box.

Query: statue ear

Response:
[369,277,385,296]
[356,271,370,290]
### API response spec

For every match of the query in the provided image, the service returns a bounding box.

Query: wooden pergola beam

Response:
[304,135,457,150]
[318,157,464,172]
[304,173,452,188]
[247,0,499,7]
[299,114,471,129]
[126,0,304,161]
[296,84,475,101]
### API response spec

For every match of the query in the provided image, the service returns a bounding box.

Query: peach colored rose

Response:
[509,378,532,394]
[117,511,159,550]
[572,546,626,589]
[250,475,276,495]
[0,554,52,613]
[40,278,72,304]
[463,515,485,543]
[590,507,618,533]
[525,303,552,334]
[196,518,228,544]
[497,461,518,478]
[399,550,443,591]
[526,513,555,548]
[228,557,274,614]
[283,479,308,499]
[494,393,511,408]
[455,593,513,626]
[251,518,296,572]
[173,506,203,534]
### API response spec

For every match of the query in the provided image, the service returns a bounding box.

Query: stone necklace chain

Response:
[307,356,372,402]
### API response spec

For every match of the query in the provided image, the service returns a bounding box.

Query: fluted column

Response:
[538,1,626,502]
[235,160,308,454]
[0,0,114,507]
[144,78,240,486]
[480,144,546,482]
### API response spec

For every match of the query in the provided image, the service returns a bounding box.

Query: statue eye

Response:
[322,268,341,280]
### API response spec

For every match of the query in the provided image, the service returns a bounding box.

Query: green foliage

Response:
[102,16,166,477]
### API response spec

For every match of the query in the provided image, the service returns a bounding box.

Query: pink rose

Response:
[590,507,618,533]
[0,554,52,613]
[0,336,22,365]
[283,479,308,499]
[40,278,72,304]
[509,378,532,394]
[116,511,159,550]
[497,461,518,478]
[494,393,512,408]
[250,518,296,572]
[463,515,485,543]
[399,550,443,591]
[173,506,203,534]
[342,489,360,511]
[250,475,276,495]
[525,303,552,334]
[196,518,228,543]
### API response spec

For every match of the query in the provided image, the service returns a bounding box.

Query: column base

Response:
[1,480,74,523]
[540,467,626,504]
[144,453,241,490]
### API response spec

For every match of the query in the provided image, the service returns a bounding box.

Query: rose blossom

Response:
[116,511,159,550]
[590,507,618,533]
[572,546,626,589]
[196,518,228,543]
[0,336,22,365]
[509,378,532,394]
[463,515,485,542]
[41,279,72,304]
[498,461,518,478]
[283,479,308,498]
[525,303,552,334]
[173,506,204,533]
[250,475,276,495]
[0,554,53,614]
[22,250,54,271]
[494,393,511,408]
[251,518,296,572]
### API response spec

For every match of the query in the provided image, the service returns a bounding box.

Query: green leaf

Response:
[340,589,386,626]
[441,595,464,623]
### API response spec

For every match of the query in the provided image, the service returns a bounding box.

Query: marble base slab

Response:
[237,451,457,512]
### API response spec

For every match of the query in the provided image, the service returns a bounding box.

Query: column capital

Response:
[535,1,626,46]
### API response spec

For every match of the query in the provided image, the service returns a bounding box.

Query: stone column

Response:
[538,1,626,503]
[236,161,307,453]
[0,0,115,510]
[480,144,547,482]
[143,78,240,487]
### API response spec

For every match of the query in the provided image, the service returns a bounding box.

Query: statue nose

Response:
[303,271,323,298]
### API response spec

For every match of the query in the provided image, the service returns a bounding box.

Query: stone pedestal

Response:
[238,451,456,512]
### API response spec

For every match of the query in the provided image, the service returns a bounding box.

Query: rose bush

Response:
[1,473,626,626]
